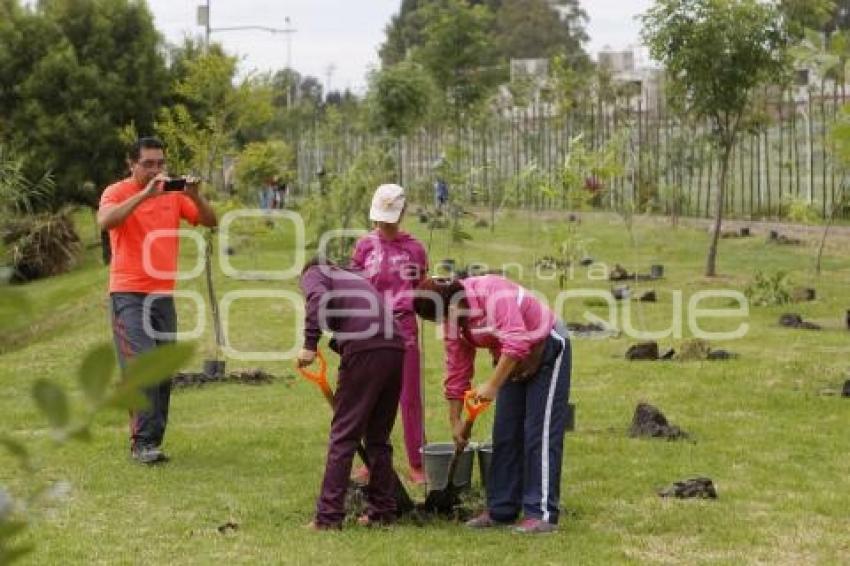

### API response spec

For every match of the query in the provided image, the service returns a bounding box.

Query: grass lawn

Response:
[1,206,849,564]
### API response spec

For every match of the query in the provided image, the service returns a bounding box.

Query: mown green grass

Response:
[1,207,849,564]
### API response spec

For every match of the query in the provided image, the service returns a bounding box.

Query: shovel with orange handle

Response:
[422,389,491,513]
[296,349,415,515]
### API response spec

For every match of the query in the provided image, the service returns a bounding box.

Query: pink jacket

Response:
[442,275,556,400]
[351,230,429,314]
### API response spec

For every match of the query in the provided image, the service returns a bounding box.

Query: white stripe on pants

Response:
[540,328,566,523]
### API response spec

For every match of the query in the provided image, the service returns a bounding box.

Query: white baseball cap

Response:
[369,183,406,223]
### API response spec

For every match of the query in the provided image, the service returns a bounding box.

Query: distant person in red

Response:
[98,137,217,465]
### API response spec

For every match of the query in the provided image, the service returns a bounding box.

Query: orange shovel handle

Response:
[296,349,333,403]
[463,389,492,423]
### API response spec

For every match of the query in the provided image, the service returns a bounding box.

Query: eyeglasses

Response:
[138,159,166,168]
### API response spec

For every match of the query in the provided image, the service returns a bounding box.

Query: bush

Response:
[744,270,792,307]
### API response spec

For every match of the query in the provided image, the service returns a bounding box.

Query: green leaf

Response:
[106,389,149,412]
[31,380,69,430]
[106,342,195,410]
[0,438,30,471]
[67,426,92,442]
[0,542,34,565]
[0,521,27,539]
[77,343,116,405]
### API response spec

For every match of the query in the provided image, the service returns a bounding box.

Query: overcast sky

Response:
[146,0,654,93]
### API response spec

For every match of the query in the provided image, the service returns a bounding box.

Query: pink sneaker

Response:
[408,467,426,485]
[514,517,557,534]
[465,511,513,529]
[351,465,369,484]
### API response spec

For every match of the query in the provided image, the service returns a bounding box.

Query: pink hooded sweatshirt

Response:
[442,275,556,400]
[351,230,429,315]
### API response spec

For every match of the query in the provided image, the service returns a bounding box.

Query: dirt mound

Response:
[658,477,717,499]
[629,403,688,440]
[172,369,288,389]
[626,341,659,360]
[779,313,821,330]
[343,482,484,524]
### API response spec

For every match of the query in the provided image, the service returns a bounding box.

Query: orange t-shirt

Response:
[100,177,200,293]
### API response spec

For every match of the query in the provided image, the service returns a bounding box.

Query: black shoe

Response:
[131,445,168,465]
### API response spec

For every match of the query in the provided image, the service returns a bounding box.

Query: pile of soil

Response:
[768,231,802,245]
[626,341,659,360]
[566,321,619,339]
[172,369,288,389]
[626,340,737,362]
[658,477,717,499]
[343,482,484,524]
[629,403,688,440]
[609,264,654,282]
[779,313,821,330]
[719,227,752,239]
[535,256,569,270]
[638,290,657,302]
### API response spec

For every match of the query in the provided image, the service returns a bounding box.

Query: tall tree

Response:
[411,0,499,117]
[0,0,167,206]
[642,0,789,277]
[493,0,588,63]
[381,0,588,67]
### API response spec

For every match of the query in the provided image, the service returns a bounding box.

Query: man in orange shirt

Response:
[98,137,217,464]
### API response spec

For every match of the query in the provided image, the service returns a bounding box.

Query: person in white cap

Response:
[351,184,430,484]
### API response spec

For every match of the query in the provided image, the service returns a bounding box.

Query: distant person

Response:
[259,179,275,210]
[98,137,217,465]
[351,184,429,485]
[435,178,449,212]
[298,258,406,529]
[274,180,289,209]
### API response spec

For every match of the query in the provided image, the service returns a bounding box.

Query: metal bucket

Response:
[420,443,475,492]
[477,442,493,489]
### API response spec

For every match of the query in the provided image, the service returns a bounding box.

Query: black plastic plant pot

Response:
[203,359,226,378]
[650,264,664,279]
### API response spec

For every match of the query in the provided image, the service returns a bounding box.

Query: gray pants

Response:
[110,293,176,450]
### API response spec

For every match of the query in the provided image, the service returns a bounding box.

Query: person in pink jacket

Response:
[413,275,571,534]
[351,183,429,484]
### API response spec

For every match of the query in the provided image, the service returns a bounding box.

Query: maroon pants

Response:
[315,348,404,527]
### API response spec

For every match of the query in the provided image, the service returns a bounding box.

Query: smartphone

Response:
[162,177,186,191]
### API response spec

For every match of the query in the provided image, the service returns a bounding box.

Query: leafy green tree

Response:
[155,50,274,188]
[493,0,588,63]
[642,0,789,277]
[368,61,436,136]
[233,140,295,198]
[381,0,588,67]
[779,0,835,37]
[412,0,499,118]
[0,0,167,207]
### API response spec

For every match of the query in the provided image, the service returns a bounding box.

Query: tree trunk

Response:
[705,144,732,277]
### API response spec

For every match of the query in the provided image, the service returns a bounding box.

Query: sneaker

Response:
[465,511,513,529]
[131,445,167,465]
[408,467,426,486]
[514,517,557,534]
[351,465,369,485]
